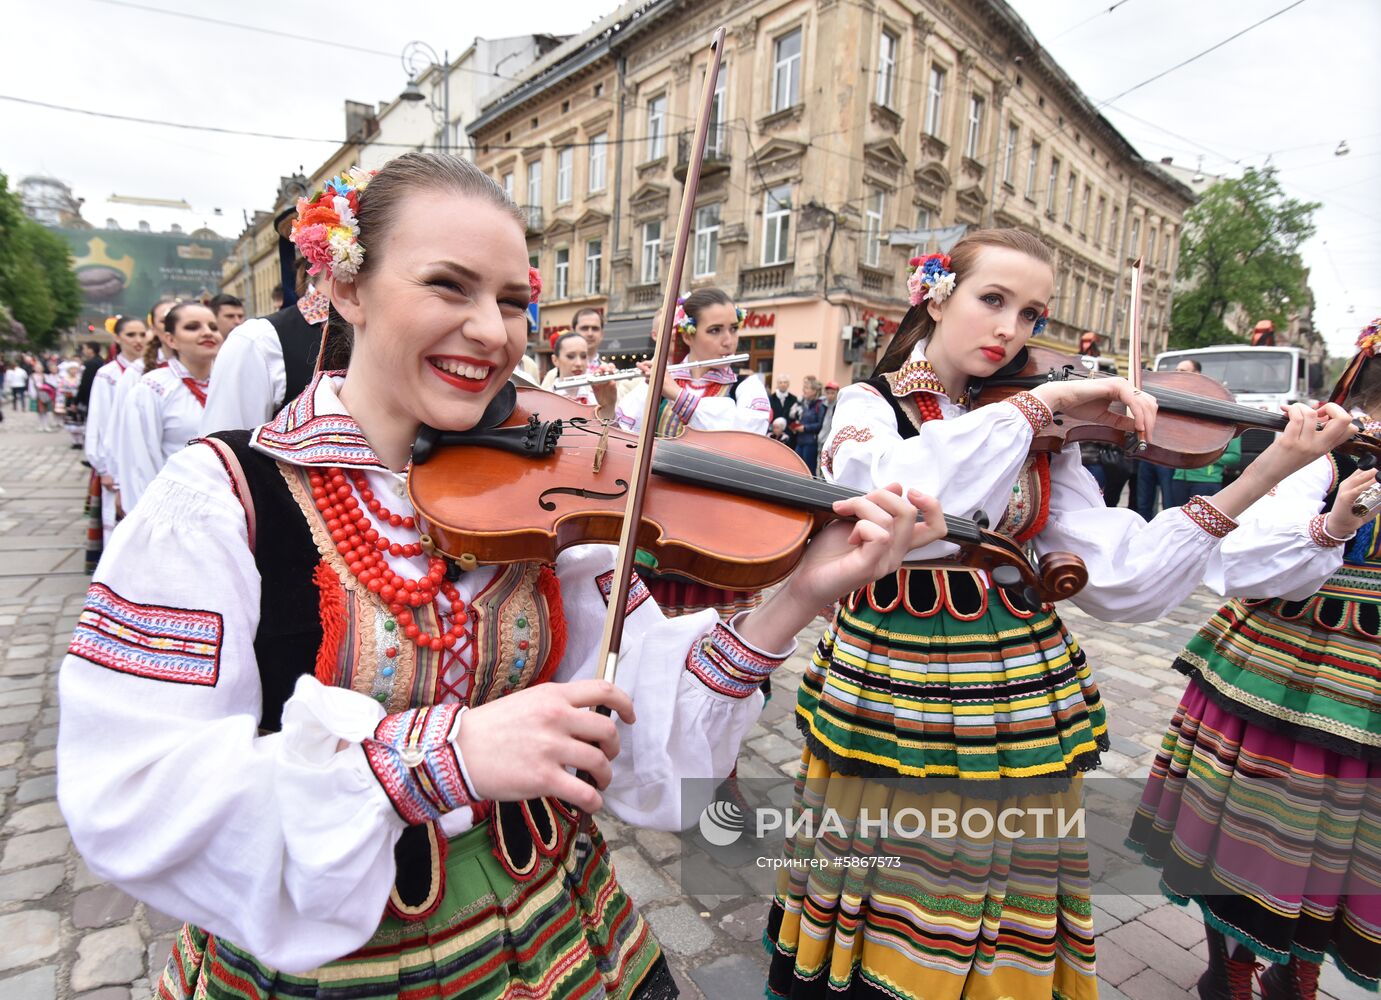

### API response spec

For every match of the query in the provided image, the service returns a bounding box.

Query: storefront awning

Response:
[599,316,654,361]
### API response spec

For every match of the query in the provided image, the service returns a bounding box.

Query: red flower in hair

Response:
[528,266,542,304]
[549,331,561,351]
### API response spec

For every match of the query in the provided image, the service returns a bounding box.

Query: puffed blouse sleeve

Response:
[1204,455,1345,600]
[550,545,794,831]
[57,444,463,973]
[685,373,772,433]
[613,378,650,432]
[821,384,1054,560]
[112,377,165,512]
[1032,447,1239,622]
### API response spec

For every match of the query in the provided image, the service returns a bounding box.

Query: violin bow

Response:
[591,27,726,690]
[1125,256,1147,453]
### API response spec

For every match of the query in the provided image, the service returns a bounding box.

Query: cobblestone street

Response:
[0,409,1357,999]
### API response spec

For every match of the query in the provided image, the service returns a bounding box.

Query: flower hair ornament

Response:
[672,296,747,336]
[1033,307,1050,338]
[529,266,542,305]
[290,167,376,281]
[1357,316,1381,356]
[906,253,957,307]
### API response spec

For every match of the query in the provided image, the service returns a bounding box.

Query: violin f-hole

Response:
[537,480,630,511]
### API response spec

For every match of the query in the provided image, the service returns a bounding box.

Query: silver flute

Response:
[552,353,750,391]
[1352,481,1381,518]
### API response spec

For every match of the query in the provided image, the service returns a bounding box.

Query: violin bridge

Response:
[593,419,612,473]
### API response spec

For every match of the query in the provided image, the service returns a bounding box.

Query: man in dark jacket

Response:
[769,375,798,446]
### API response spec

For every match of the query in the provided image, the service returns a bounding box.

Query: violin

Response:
[976,345,1381,470]
[407,385,1089,605]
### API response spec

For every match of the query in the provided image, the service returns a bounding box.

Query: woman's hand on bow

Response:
[1031,376,1159,442]
[455,679,635,813]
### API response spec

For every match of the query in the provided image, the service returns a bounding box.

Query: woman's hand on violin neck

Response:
[737,486,945,652]
[1327,467,1379,539]
[1031,377,1157,442]
[454,680,635,814]
[1211,403,1358,521]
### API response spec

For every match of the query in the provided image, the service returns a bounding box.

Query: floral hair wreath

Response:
[290,167,376,282]
[905,252,1050,337]
[672,296,747,336]
[528,267,542,305]
[1357,317,1381,357]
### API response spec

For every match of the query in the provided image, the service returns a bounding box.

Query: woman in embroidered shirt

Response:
[549,329,616,417]
[1128,320,1381,1000]
[57,152,946,1000]
[767,228,1360,1000]
[113,301,222,512]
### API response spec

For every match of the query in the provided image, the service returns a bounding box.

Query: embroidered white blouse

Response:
[58,374,791,972]
[82,355,130,478]
[819,344,1344,622]
[615,368,770,434]
[106,357,147,489]
[113,357,210,513]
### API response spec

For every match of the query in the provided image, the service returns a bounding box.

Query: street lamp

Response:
[400,41,451,154]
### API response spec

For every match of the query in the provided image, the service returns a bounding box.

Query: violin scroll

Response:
[1036,551,1089,602]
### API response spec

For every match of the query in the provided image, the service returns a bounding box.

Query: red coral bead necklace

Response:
[308,467,467,651]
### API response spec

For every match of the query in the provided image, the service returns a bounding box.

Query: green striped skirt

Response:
[155,818,675,999]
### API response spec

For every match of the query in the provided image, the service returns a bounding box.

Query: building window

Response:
[585,239,602,295]
[1080,183,1091,235]
[1161,229,1173,269]
[863,189,886,267]
[588,133,607,192]
[556,147,573,204]
[1129,216,1141,257]
[1056,273,1067,320]
[641,221,662,284]
[773,28,802,112]
[1073,276,1085,326]
[1147,228,1158,265]
[1063,172,1076,224]
[1046,157,1060,215]
[646,95,666,160]
[1110,205,1121,249]
[912,206,932,256]
[763,184,792,265]
[924,66,946,137]
[1002,122,1018,185]
[1099,289,1111,332]
[693,204,720,277]
[964,94,985,159]
[1026,141,1040,199]
[554,247,569,300]
[876,29,898,108]
[1094,196,1106,246]
[708,66,728,157]
[1086,282,1098,330]
[526,159,542,209]
[502,171,514,202]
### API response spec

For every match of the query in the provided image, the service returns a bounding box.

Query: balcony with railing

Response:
[627,282,662,308]
[522,205,544,234]
[673,128,732,183]
[738,262,794,298]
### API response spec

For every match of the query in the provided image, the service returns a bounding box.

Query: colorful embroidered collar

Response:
[883,346,970,407]
[251,371,388,471]
[297,289,330,326]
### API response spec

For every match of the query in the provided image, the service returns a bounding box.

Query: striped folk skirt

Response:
[1128,677,1381,992]
[765,752,1097,1000]
[155,819,676,1000]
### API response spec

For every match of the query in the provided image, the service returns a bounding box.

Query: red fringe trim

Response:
[534,565,566,685]
[1015,454,1052,544]
[313,560,347,687]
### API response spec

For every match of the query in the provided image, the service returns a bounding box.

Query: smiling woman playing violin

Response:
[55,153,946,1000]
[767,228,1358,1000]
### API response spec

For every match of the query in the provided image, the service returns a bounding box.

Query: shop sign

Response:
[742,311,775,330]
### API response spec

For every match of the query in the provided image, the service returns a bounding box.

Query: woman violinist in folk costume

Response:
[765,228,1360,1000]
[1128,318,1381,999]
[56,152,947,1000]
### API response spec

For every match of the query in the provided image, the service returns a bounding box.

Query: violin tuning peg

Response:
[1360,454,1378,471]
[1022,586,1042,607]
[971,510,990,529]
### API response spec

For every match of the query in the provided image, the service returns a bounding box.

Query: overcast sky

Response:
[3,0,1375,355]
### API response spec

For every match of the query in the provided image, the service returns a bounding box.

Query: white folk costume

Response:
[616,365,771,619]
[59,372,794,999]
[764,345,1346,1000]
[201,290,330,434]
[113,357,209,513]
[82,353,133,571]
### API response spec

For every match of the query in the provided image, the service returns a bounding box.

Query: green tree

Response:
[0,171,82,348]
[1169,168,1318,350]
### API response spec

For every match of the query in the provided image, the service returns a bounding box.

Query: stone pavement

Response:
[0,405,1358,999]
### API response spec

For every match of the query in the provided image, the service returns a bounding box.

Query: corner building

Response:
[471,0,1195,382]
